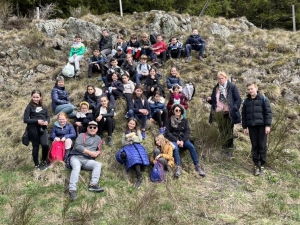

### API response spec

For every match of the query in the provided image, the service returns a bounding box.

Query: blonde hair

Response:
[217,71,228,79]
[141,33,148,38]
[79,101,90,109]
[155,134,170,151]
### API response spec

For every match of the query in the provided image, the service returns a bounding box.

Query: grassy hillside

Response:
[0,13,300,224]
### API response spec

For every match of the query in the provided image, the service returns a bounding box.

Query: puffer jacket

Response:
[165,117,190,142]
[242,92,272,128]
[50,121,76,140]
[185,34,205,46]
[207,81,242,124]
[51,84,71,112]
[148,96,166,118]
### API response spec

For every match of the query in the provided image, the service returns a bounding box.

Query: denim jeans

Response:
[135,113,147,129]
[69,155,102,191]
[135,73,147,85]
[54,104,75,118]
[185,43,206,57]
[172,140,199,166]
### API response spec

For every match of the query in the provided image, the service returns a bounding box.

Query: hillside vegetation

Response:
[0,12,300,225]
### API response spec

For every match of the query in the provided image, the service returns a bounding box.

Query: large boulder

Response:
[35,19,63,38]
[211,23,231,39]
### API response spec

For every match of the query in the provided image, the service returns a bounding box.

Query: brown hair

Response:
[170,67,180,78]
[29,89,44,108]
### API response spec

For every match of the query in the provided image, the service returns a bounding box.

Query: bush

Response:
[0,0,13,21]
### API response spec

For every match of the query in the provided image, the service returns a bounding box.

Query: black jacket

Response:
[242,92,272,128]
[207,81,242,124]
[99,35,112,50]
[23,104,50,128]
[83,92,100,111]
[165,117,190,142]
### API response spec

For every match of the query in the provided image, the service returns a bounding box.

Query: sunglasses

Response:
[88,126,97,129]
[175,109,182,112]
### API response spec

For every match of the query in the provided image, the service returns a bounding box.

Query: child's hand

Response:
[150,118,155,123]
[243,129,248,135]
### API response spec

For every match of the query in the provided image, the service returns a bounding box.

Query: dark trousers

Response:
[152,110,167,127]
[87,63,104,78]
[123,93,133,111]
[248,125,267,167]
[167,49,182,58]
[217,113,234,149]
[121,152,142,179]
[153,148,168,170]
[28,126,49,166]
[97,117,114,137]
[108,89,123,108]
[154,50,167,63]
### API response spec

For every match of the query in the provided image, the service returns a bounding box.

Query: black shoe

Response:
[69,190,77,201]
[107,136,113,146]
[88,184,104,192]
[135,178,142,189]
[40,161,49,171]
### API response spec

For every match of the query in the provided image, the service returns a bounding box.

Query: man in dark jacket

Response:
[99,29,112,57]
[68,121,104,201]
[185,29,206,62]
[242,83,272,176]
[207,71,242,158]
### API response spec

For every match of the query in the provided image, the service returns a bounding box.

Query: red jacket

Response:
[153,41,167,54]
[167,93,188,112]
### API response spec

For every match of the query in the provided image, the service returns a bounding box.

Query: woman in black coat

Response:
[23,90,50,170]
[206,71,241,158]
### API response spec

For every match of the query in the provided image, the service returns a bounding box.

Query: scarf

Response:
[219,81,228,103]
[170,115,183,128]
[76,112,86,118]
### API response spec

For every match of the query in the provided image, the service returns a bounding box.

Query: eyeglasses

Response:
[88,126,97,129]
[175,109,181,112]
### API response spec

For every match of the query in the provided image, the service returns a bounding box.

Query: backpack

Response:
[150,162,165,183]
[182,82,195,101]
[62,63,75,77]
[138,63,151,72]
[48,141,65,164]
[64,133,103,169]
[150,34,156,45]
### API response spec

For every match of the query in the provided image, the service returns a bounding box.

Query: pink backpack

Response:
[48,141,65,164]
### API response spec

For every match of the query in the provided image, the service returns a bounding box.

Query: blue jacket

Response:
[51,84,71,112]
[116,143,150,171]
[207,81,242,124]
[166,76,183,89]
[50,121,76,140]
[89,55,106,64]
[185,34,205,46]
[148,97,166,118]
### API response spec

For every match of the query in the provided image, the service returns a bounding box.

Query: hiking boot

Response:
[125,112,129,119]
[107,136,113,146]
[159,127,165,135]
[254,166,260,176]
[198,56,204,61]
[260,166,266,175]
[97,76,103,81]
[195,164,206,177]
[174,166,182,178]
[88,184,104,192]
[135,178,143,189]
[185,56,191,63]
[141,131,146,140]
[39,161,49,171]
[69,190,77,201]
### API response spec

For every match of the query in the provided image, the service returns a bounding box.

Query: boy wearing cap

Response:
[68,121,104,201]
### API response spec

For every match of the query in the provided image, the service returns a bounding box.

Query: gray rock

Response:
[211,23,231,39]
[6,48,14,56]
[36,64,51,73]
[119,27,127,36]
[36,19,63,38]
[241,68,266,84]
[0,52,6,58]
[290,75,300,84]
[18,48,31,61]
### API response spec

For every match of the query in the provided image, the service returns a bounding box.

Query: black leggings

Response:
[97,117,114,137]
[121,151,142,179]
[28,126,49,166]
[152,109,167,127]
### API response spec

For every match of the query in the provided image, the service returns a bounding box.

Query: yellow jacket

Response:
[150,142,174,167]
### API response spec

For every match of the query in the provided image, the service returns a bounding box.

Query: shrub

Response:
[69,6,90,18]
[0,0,13,21]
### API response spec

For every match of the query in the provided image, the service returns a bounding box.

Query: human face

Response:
[134,88,143,97]
[173,88,179,95]
[57,80,64,87]
[217,75,227,86]
[87,125,98,135]
[126,55,132,62]
[128,120,136,130]
[111,60,118,67]
[32,93,41,104]
[171,68,177,76]
[112,74,118,81]
[87,86,95,94]
[150,69,156,77]
[173,107,182,117]
[192,29,198,35]
[156,36,162,42]
[154,94,161,101]
[171,38,177,44]
[131,38,137,43]
[102,30,108,37]
[93,50,100,57]
[141,36,147,41]
[75,37,82,43]
[100,97,108,107]
[117,37,123,42]
[155,137,161,146]
[140,58,147,64]
[58,115,67,127]
[80,105,88,114]
[247,84,258,98]
[122,76,129,84]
